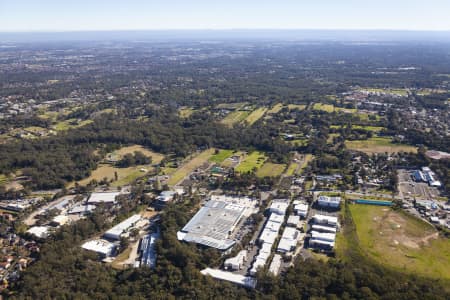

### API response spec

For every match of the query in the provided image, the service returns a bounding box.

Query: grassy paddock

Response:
[168,148,215,186]
[256,162,286,178]
[267,103,284,114]
[347,204,450,280]
[220,110,250,126]
[235,151,267,173]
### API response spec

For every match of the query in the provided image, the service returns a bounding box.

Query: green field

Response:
[209,149,234,164]
[168,148,215,186]
[312,103,335,112]
[243,107,268,125]
[331,125,384,132]
[285,162,298,176]
[347,205,450,280]
[256,162,286,178]
[235,151,267,173]
[221,110,251,126]
[0,174,7,186]
[361,88,409,97]
[345,137,417,154]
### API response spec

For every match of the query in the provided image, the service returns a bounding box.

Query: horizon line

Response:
[2,28,450,34]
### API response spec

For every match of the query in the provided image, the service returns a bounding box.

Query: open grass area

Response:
[256,162,286,178]
[361,88,409,97]
[69,164,149,188]
[243,107,268,126]
[235,151,267,173]
[287,104,307,111]
[220,110,251,127]
[348,204,450,280]
[54,119,93,131]
[267,103,284,114]
[285,162,298,176]
[312,103,335,112]
[0,174,7,186]
[297,154,313,174]
[331,125,384,132]
[345,137,417,154]
[209,149,234,164]
[168,148,215,186]
[179,107,195,118]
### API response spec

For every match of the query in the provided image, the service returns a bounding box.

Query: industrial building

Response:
[268,254,282,276]
[155,191,176,207]
[103,214,142,240]
[87,192,121,205]
[82,239,116,258]
[286,215,300,227]
[294,203,309,218]
[277,227,299,253]
[313,214,338,227]
[50,215,69,227]
[224,250,247,271]
[201,268,256,288]
[317,195,341,208]
[26,226,50,239]
[269,199,289,215]
[177,200,247,251]
[139,232,159,268]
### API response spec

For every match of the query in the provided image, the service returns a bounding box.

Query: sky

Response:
[1,0,450,32]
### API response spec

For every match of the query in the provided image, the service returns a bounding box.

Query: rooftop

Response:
[201,268,257,288]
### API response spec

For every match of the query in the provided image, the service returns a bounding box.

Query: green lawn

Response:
[256,162,286,178]
[348,205,450,280]
[285,162,298,176]
[235,151,267,173]
[209,149,234,164]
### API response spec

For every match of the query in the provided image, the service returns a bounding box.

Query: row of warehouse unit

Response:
[309,214,338,251]
[413,167,441,187]
[317,195,342,209]
[293,199,308,218]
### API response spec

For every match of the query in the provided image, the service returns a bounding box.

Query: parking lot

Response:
[397,169,441,200]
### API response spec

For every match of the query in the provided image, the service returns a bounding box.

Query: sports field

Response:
[345,137,417,154]
[168,148,215,186]
[256,162,286,177]
[235,151,267,173]
[348,205,450,280]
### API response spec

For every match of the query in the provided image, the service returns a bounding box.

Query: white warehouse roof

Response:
[87,192,121,204]
[82,239,116,257]
[104,214,141,240]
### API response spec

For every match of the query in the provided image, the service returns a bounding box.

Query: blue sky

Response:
[1,0,450,32]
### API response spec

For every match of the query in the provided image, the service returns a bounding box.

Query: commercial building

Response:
[67,204,96,215]
[224,250,247,271]
[155,191,176,207]
[82,239,116,258]
[103,214,142,240]
[317,196,341,208]
[311,224,337,234]
[177,200,246,251]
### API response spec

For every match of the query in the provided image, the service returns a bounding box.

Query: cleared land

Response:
[348,205,450,280]
[287,104,307,111]
[114,145,164,163]
[243,107,268,126]
[168,148,215,186]
[256,162,286,178]
[209,149,234,164]
[312,103,335,112]
[345,137,417,154]
[235,151,267,173]
[221,110,250,127]
[285,163,298,176]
